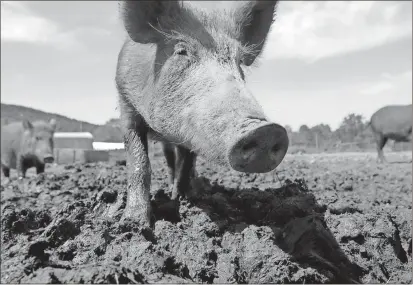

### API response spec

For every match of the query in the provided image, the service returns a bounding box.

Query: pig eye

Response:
[175,47,188,56]
[36,136,41,140]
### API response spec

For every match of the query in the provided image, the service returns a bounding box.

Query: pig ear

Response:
[22,119,33,130]
[233,1,279,66]
[49,119,57,131]
[120,1,183,44]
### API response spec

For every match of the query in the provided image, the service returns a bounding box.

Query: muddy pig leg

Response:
[1,164,10,178]
[36,163,45,175]
[1,151,14,179]
[375,134,388,163]
[119,102,152,227]
[103,103,152,226]
[123,130,152,226]
[16,155,28,179]
[162,142,176,185]
[189,155,197,179]
[171,146,196,201]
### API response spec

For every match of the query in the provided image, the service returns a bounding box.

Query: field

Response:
[1,143,412,284]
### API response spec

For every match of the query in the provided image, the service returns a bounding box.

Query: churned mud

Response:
[1,144,412,284]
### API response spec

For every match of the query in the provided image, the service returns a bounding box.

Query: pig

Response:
[113,0,289,227]
[369,104,412,163]
[1,119,57,178]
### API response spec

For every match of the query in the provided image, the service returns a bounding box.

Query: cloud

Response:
[359,81,394,96]
[359,70,412,97]
[263,1,412,62]
[1,1,81,51]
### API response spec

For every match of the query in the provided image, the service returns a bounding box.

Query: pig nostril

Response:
[272,143,281,153]
[242,140,258,151]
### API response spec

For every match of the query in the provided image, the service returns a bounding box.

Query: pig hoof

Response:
[171,191,188,203]
[122,207,152,228]
[169,185,184,201]
[169,197,181,211]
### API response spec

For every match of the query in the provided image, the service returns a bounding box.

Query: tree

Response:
[298,124,314,146]
[284,125,293,135]
[335,113,366,143]
[284,125,295,145]
[311,124,332,138]
[299,125,310,133]
[311,124,333,149]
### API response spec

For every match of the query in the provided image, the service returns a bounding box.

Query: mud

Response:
[1,144,412,284]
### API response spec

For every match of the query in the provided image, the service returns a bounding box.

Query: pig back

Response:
[371,105,412,139]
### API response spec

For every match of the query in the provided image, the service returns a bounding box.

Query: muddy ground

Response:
[1,144,412,284]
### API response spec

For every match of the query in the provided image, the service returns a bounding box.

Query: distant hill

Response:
[1,103,123,142]
[1,103,98,132]
[91,118,123,142]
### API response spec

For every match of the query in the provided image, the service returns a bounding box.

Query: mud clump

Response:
[1,206,52,242]
[1,148,412,284]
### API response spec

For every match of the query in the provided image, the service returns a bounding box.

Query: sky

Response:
[1,1,412,132]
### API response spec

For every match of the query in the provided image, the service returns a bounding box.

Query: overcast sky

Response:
[1,1,412,131]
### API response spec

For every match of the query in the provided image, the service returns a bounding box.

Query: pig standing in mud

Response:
[369,104,412,163]
[114,0,289,227]
[1,119,56,179]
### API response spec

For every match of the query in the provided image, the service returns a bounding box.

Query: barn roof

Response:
[54,132,94,139]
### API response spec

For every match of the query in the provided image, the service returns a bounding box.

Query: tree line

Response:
[286,113,411,153]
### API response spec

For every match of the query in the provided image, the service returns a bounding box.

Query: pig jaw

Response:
[34,147,54,164]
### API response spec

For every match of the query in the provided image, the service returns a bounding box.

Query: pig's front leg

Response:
[162,142,176,186]
[171,146,196,200]
[36,163,45,175]
[16,155,26,179]
[122,127,152,227]
[1,164,10,178]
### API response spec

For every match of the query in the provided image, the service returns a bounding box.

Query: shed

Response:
[54,149,109,165]
[53,132,94,150]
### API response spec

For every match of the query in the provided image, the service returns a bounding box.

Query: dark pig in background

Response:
[161,142,197,197]
[1,119,57,178]
[113,0,289,227]
[369,104,412,163]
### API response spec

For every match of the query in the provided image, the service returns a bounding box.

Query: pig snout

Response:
[43,155,54,164]
[227,122,289,173]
